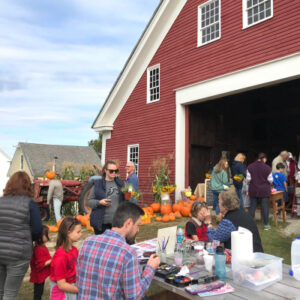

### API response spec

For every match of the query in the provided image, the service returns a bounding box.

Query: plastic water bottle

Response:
[289,236,300,281]
[176,225,184,244]
[214,246,226,281]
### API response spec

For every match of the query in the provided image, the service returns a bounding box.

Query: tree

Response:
[88,133,102,158]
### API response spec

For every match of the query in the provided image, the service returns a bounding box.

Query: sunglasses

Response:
[107,169,119,174]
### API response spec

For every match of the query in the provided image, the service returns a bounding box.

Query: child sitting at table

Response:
[185,202,210,241]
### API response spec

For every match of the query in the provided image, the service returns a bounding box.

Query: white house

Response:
[0,149,11,196]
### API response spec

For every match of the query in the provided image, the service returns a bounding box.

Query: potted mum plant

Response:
[148,153,176,204]
[121,184,141,202]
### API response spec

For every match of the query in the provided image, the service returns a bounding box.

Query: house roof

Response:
[18,142,101,178]
[92,0,187,132]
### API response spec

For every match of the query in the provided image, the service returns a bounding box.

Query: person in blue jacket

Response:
[87,160,124,234]
[232,153,247,211]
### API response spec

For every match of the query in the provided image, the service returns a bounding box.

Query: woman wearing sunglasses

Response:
[87,160,125,234]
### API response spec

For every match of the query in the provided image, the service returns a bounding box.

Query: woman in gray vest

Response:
[0,171,43,299]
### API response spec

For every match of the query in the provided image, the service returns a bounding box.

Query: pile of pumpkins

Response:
[140,195,205,224]
[46,214,93,232]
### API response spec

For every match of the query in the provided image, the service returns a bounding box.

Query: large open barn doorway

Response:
[188,78,300,190]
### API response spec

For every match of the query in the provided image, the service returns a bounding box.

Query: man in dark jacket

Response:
[87,160,124,234]
[247,153,273,230]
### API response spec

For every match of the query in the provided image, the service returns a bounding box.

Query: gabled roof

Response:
[14,142,101,178]
[92,0,187,132]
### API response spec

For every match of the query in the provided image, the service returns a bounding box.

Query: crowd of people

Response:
[0,151,297,299]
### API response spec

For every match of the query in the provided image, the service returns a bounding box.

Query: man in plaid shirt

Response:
[77,202,160,299]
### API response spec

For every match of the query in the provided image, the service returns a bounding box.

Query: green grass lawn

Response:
[17,217,295,299]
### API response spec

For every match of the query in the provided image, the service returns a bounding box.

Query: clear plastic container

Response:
[232,252,282,291]
[289,236,300,281]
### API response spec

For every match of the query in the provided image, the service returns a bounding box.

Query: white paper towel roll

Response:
[231,227,253,263]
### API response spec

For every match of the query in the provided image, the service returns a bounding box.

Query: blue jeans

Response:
[235,188,244,211]
[53,198,62,223]
[213,191,220,215]
[249,197,269,225]
[0,259,30,300]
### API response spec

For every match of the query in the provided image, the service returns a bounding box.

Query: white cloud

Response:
[0,0,160,157]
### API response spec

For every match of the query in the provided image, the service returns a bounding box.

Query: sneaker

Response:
[264,225,271,231]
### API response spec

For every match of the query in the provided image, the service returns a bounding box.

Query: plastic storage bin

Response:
[232,252,283,291]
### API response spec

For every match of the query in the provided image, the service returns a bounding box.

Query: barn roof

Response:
[18,142,101,178]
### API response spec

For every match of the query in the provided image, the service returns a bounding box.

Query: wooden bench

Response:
[260,191,286,226]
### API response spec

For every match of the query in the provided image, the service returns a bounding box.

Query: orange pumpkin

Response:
[56,218,64,229]
[169,214,176,221]
[190,195,196,201]
[175,211,182,218]
[141,216,151,225]
[146,207,154,215]
[162,215,170,222]
[76,215,86,226]
[45,170,55,179]
[180,205,190,217]
[151,202,161,212]
[160,203,172,216]
[156,216,162,221]
[47,225,58,232]
[172,203,181,213]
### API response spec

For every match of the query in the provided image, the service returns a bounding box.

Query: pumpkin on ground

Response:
[190,195,196,201]
[144,206,154,216]
[151,202,161,212]
[180,205,190,217]
[156,216,162,222]
[175,211,182,218]
[160,203,172,215]
[172,203,181,213]
[76,214,87,226]
[162,215,170,222]
[141,216,151,225]
[56,218,64,229]
[169,214,176,221]
[47,225,58,232]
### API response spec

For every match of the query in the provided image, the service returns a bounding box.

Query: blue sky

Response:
[0,0,160,157]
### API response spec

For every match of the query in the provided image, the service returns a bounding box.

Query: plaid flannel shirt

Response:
[77,230,155,300]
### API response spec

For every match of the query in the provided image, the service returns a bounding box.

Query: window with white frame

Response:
[147,65,160,103]
[127,145,139,175]
[243,0,273,29]
[198,0,221,47]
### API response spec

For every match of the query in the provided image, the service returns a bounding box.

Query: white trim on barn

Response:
[93,0,187,133]
[175,52,300,199]
[101,131,111,165]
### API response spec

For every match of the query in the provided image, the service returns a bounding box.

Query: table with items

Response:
[134,239,300,300]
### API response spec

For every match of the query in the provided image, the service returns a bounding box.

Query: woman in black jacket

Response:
[232,153,247,211]
[87,160,124,234]
[0,171,42,299]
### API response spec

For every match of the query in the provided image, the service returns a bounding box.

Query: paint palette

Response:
[155,263,180,278]
[165,275,198,287]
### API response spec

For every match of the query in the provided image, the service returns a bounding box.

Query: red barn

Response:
[92,0,300,205]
